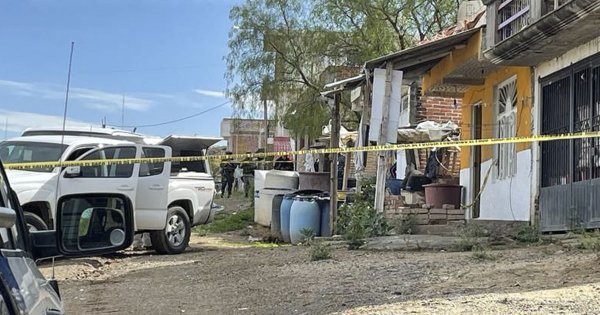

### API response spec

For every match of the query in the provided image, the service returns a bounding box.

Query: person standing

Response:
[220,153,236,198]
[234,164,244,192]
[241,153,257,198]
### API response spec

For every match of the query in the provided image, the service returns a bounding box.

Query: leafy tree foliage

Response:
[226,0,459,137]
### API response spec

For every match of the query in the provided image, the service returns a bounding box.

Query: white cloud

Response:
[194,89,226,98]
[0,79,153,112]
[0,110,96,134]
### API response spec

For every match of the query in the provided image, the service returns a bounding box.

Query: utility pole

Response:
[263,98,269,170]
[329,93,340,235]
[374,62,393,212]
[121,95,125,129]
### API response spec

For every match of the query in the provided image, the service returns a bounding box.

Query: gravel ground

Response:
[36,194,600,314]
[38,234,600,315]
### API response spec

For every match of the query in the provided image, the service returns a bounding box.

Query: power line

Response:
[115,100,230,129]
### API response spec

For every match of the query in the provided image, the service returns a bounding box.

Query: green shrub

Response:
[310,242,333,261]
[471,246,496,261]
[299,227,316,246]
[578,231,600,252]
[515,224,541,243]
[451,224,486,252]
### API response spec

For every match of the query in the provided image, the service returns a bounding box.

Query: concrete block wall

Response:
[384,195,465,226]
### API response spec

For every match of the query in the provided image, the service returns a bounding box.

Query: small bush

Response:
[337,177,389,250]
[471,247,496,261]
[515,224,541,243]
[299,228,316,246]
[310,242,333,261]
[394,214,418,235]
[451,224,486,252]
[578,231,600,253]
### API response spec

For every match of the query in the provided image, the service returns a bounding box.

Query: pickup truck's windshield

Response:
[0,141,67,172]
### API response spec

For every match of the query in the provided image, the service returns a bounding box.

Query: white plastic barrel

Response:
[265,170,299,190]
[255,188,293,226]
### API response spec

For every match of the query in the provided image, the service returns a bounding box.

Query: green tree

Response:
[226,0,459,137]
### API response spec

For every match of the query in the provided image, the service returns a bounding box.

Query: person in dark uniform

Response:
[241,153,257,198]
[220,152,236,198]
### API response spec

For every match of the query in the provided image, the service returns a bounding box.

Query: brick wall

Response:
[416,96,462,124]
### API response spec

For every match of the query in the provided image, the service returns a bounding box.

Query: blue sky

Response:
[0,0,241,139]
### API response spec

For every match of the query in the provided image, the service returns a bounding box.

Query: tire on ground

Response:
[25,212,48,231]
[150,206,191,254]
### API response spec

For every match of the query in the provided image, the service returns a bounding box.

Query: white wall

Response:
[460,150,531,221]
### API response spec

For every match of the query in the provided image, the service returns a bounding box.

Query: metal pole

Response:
[263,99,269,170]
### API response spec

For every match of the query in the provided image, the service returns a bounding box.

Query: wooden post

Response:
[357,69,372,192]
[342,152,351,191]
[330,93,340,235]
[374,62,393,212]
[263,99,269,170]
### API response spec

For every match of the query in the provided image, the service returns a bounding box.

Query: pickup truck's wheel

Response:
[150,206,191,254]
[25,213,48,231]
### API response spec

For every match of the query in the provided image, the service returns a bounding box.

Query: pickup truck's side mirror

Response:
[64,166,81,178]
[57,193,134,256]
[31,193,134,260]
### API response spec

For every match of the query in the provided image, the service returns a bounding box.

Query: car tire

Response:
[150,206,191,254]
[25,212,48,231]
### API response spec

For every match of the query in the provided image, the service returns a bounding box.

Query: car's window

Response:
[66,147,95,161]
[0,141,67,172]
[78,147,136,178]
[171,150,205,174]
[139,148,165,177]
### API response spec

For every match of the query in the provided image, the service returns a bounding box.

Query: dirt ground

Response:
[37,195,600,314]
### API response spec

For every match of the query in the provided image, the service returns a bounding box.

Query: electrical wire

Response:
[115,100,230,129]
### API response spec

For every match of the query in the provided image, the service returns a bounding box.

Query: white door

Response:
[136,146,171,230]
[58,145,140,225]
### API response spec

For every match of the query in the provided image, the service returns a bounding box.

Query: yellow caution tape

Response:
[4,131,599,170]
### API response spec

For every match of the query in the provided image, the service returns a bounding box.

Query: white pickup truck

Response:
[0,128,221,254]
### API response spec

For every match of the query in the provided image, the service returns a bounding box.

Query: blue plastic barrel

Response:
[279,195,295,243]
[316,197,331,237]
[289,196,321,244]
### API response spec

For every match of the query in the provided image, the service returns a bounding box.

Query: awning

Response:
[365,28,482,80]
[484,0,600,65]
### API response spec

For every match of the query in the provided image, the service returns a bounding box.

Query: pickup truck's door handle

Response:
[117,185,134,191]
[149,184,165,191]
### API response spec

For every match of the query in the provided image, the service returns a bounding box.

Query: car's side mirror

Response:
[64,166,81,178]
[0,207,16,228]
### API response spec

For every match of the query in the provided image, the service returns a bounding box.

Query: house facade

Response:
[482,0,600,231]
[420,26,533,222]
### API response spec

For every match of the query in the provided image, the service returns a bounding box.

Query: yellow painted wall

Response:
[460,67,532,169]
[422,30,482,92]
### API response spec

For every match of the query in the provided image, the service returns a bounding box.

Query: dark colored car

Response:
[0,159,135,314]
